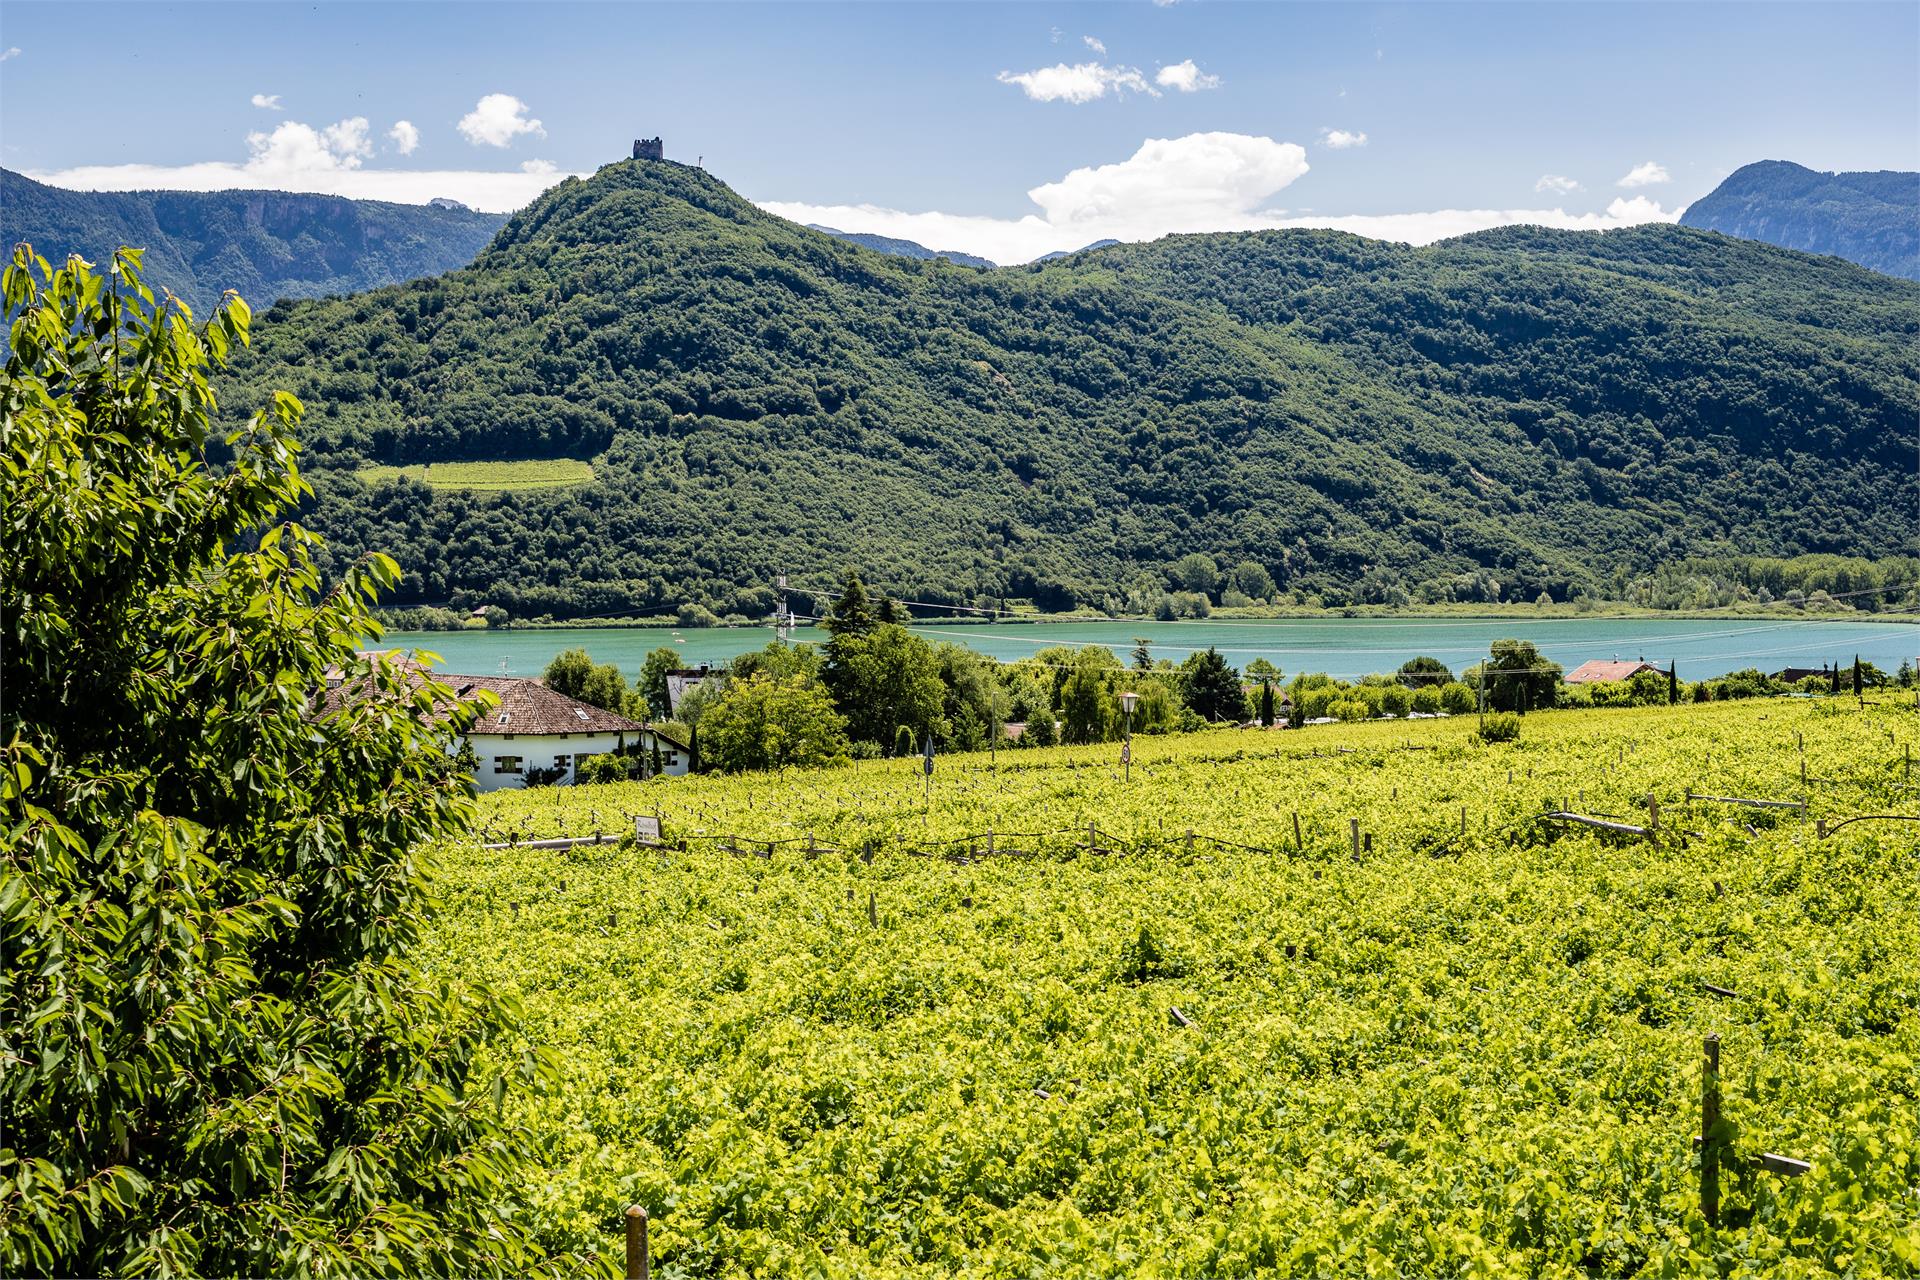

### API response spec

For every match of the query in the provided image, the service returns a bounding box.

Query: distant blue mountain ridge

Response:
[1680,160,1918,281]
[805,225,996,269]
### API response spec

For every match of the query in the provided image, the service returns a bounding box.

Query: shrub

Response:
[1478,712,1522,743]
[1410,686,1441,714]
[1439,681,1477,715]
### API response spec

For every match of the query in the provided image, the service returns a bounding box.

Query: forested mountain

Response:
[218,157,1920,619]
[807,225,995,269]
[0,169,507,312]
[1680,160,1919,280]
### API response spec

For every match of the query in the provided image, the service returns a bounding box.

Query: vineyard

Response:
[354,458,596,491]
[428,699,1919,1277]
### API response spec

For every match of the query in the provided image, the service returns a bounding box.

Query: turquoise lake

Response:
[384,615,1919,684]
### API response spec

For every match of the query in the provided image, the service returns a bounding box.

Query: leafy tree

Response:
[698,673,851,772]
[1411,685,1442,714]
[1229,559,1276,600]
[1022,710,1058,748]
[544,647,629,713]
[934,642,1003,751]
[637,644,683,719]
[1471,639,1563,713]
[1379,684,1414,717]
[544,647,596,699]
[481,603,509,628]
[828,623,944,748]
[1060,664,1115,744]
[1397,655,1454,688]
[822,570,878,638]
[1181,647,1248,723]
[1168,553,1221,599]
[0,249,550,1274]
[730,639,824,685]
[1439,681,1477,715]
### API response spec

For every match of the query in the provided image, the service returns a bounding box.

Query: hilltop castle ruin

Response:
[632,137,664,161]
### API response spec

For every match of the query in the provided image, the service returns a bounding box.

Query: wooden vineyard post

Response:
[1185,828,1194,855]
[1702,1034,1732,1212]
[867,890,877,927]
[986,829,994,855]
[1460,806,1467,837]
[1292,811,1303,851]
[1088,821,1096,855]
[625,1205,650,1280]
[1349,818,1360,860]
[1647,793,1660,836]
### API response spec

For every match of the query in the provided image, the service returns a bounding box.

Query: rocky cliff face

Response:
[1680,160,1918,280]
[1,170,509,310]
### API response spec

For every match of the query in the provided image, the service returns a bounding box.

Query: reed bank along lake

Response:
[384,615,1919,684]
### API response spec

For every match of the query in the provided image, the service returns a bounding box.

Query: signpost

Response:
[1119,689,1140,783]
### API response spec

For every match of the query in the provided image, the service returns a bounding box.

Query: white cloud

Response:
[756,131,1680,264]
[457,93,545,148]
[0,48,21,63]
[520,158,557,175]
[388,120,420,155]
[1084,35,1106,55]
[1320,128,1368,149]
[242,118,373,176]
[1156,60,1222,93]
[250,93,282,111]
[1617,160,1670,188]
[29,113,570,212]
[997,62,1156,104]
[1534,173,1582,195]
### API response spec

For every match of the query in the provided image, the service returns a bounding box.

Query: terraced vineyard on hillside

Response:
[431,700,1918,1277]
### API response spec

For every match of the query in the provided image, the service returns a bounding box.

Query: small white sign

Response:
[634,815,662,843]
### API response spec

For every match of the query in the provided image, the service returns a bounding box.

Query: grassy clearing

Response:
[433,701,1919,1276]
[355,458,595,491]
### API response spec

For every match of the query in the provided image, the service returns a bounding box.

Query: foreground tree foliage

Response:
[0,249,556,1275]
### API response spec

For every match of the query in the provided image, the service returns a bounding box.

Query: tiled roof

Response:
[444,674,646,736]
[1565,659,1658,684]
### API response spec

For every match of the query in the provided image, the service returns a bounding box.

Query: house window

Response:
[553,755,571,773]
[493,756,523,774]
[665,753,678,767]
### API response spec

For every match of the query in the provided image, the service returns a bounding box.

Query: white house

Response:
[325,655,693,791]
[447,674,692,791]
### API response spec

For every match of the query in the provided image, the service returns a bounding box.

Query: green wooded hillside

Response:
[1,168,507,314]
[221,158,1920,617]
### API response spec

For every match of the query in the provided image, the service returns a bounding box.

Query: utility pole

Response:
[1119,690,1140,783]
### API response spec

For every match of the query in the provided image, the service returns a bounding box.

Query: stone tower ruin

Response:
[632,137,664,161]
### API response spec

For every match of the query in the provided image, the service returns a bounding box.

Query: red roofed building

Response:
[1565,659,1659,685]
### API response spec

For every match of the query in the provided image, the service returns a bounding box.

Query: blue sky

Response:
[3,1,1914,261]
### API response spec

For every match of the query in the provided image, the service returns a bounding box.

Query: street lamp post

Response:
[1119,690,1140,783]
